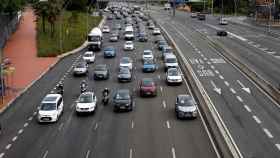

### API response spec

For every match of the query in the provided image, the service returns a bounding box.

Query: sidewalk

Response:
[1,7,58,110]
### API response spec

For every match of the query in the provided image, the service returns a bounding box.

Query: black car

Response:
[158,40,168,50]
[138,32,148,42]
[118,67,132,82]
[93,64,109,80]
[217,29,227,36]
[154,35,165,44]
[107,15,113,20]
[113,89,133,112]
[197,13,206,20]
[175,95,198,119]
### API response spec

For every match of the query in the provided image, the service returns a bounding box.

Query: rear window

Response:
[166,58,177,63]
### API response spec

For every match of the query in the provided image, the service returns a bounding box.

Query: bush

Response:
[37,11,102,57]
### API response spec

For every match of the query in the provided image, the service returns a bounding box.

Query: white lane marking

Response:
[58,123,64,131]
[171,147,176,158]
[129,148,133,158]
[94,123,98,130]
[5,144,12,150]
[86,150,90,158]
[219,75,224,80]
[230,88,236,94]
[70,103,75,109]
[33,111,37,116]
[214,70,220,74]
[244,105,252,113]
[267,51,276,55]
[197,51,201,54]
[43,150,48,158]
[263,128,273,138]
[210,65,215,69]
[53,87,56,90]
[275,56,280,59]
[260,48,268,51]
[0,153,5,158]
[160,86,163,92]
[28,116,33,121]
[12,136,18,142]
[131,121,134,129]
[224,81,230,86]
[201,54,204,57]
[50,90,54,93]
[207,61,211,65]
[236,96,243,102]
[252,115,262,124]
[18,129,24,135]
[23,123,29,128]
[158,75,161,79]
[275,144,280,151]
[203,57,208,61]
[162,100,166,108]
[166,121,171,129]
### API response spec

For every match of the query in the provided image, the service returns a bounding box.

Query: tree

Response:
[47,0,63,37]
[33,1,49,33]
[0,0,26,15]
[67,0,88,11]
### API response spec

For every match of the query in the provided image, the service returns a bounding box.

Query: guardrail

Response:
[148,13,243,158]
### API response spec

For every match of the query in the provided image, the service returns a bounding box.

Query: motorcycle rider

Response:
[102,88,110,105]
[57,81,64,95]
[80,80,87,93]
[102,88,110,97]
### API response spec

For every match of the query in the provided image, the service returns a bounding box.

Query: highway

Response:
[0,13,217,158]
[148,7,280,158]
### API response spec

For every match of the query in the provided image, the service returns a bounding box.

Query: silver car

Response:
[175,94,198,119]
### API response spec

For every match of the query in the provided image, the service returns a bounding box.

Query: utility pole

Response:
[203,0,206,12]
[211,0,214,14]
[173,0,176,16]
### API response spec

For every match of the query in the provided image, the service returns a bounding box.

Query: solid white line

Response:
[158,75,161,79]
[244,105,252,113]
[219,75,224,80]
[275,144,280,151]
[171,147,176,158]
[5,144,12,150]
[263,128,274,138]
[224,81,230,86]
[162,100,166,108]
[252,115,262,124]
[43,150,48,158]
[18,129,23,134]
[230,88,236,94]
[131,121,134,129]
[94,123,98,130]
[23,123,29,128]
[129,148,133,158]
[28,116,33,121]
[58,123,64,131]
[166,121,171,129]
[160,86,163,92]
[236,96,243,102]
[86,150,90,158]
[12,136,18,142]
[0,153,5,158]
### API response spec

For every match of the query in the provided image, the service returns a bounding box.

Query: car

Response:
[124,41,134,51]
[116,23,122,30]
[102,25,110,33]
[162,46,173,59]
[197,13,206,20]
[139,78,157,97]
[83,51,95,63]
[154,35,165,44]
[158,40,168,50]
[118,67,132,82]
[73,61,88,76]
[104,47,116,58]
[76,92,97,114]
[109,33,119,42]
[190,12,197,18]
[143,59,156,72]
[138,32,148,42]
[120,57,133,70]
[142,49,154,61]
[153,28,161,35]
[107,15,113,20]
[148,23,155,30]
[175,94,198,119]
[217,29,227,36]
[219,18,228,25]
[164,54,178,71]
[113,89,133,112]
[116,14,122,19]
[166,68,182,85]
[37,94,64,123]
[93,64,110,80]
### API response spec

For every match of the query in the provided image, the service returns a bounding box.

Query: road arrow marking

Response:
[210,80,221,95]
[237,80,251,94]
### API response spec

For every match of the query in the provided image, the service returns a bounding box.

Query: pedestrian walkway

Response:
[1,7,58,110]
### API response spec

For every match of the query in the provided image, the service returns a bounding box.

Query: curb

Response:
[0,16,105,114]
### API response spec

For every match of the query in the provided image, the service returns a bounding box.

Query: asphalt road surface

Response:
[149,7,280,158]
[0,13,217,158]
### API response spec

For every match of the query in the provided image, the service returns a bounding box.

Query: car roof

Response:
[43,94,61,103]
[142,78,154,82]
[85,51,93,54]
[95,64,107,68]
[116,89,130,94]
[144,49,152,53]
[177,94,191,100]
[80,91,95,97]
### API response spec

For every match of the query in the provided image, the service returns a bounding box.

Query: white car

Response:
[102,25,110,33]
[166,68,182,85]
[120,57,133,70]
[153,28,161,35]
[142,49,154,61]
[76,92,97,114]
[219,18,228,25]
[191,12,197,18]
[124,41,134,51]
[37,94,64,123]
[83,51,95,63]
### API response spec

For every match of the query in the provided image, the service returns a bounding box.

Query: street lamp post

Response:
[173,0,176,16]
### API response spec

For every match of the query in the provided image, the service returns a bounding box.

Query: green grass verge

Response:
[37,11,102,57]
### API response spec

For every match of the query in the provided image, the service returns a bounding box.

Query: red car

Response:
[139,78,157,97]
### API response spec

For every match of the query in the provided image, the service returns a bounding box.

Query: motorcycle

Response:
[102,93,109,105]
[80,84,87,94]
[56,85,64,95]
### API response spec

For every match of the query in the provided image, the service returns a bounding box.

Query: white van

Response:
[124,26,134,40]
[37,94,64,123]
[164,53,178,71]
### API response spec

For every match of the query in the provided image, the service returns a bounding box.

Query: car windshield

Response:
[79,94,94,103]
[105,47,114,51]
[144,60,154,64]
[159,41,167,45]
[126,42,133,45]
[166,58,177,63]
[115,91,130,100]
[144,51,152,55]
[40,103,56,111]
[76,63,86,68]
[142,80,154,86]
[88,36,100,42]
[120,68,130,74]
[169,69,179,76]
[84,53,93,57]
[125,31,133,34]
[95,66,106,71]
[179,97,195,107]
[121,58,130,63]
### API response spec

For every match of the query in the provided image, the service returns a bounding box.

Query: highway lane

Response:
[150,10,280,158]
[0,14,217,158]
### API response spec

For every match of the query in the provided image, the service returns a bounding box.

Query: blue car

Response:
[143,59,156,72]
[104,47,116,58]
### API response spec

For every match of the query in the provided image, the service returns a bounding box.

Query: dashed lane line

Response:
[214,70,220,74]
[58,123,64,131]
[23,123,29,128]
[236,96,243,103]
[166,121,171,129]
[244,105,252,113]
[160,86,163,93]
[219,75,224,80]
[263,128,274,138]
[210,65,215,69]
[18,129,23,135]
[43,150,48,158]
[131,120,134,129]
[28,116,33,121]
[5,144,12,150]
[275,144,280,151]
[12,136,18,142]
[33,111,37,116]
[171,147,176,158]
[230,88,236,94]
[0,153,5,158]
[86,150,90,158]
[162,100,166,109]
[252,115,262,124]
[94,123,99,131]
[129,148,133,158]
